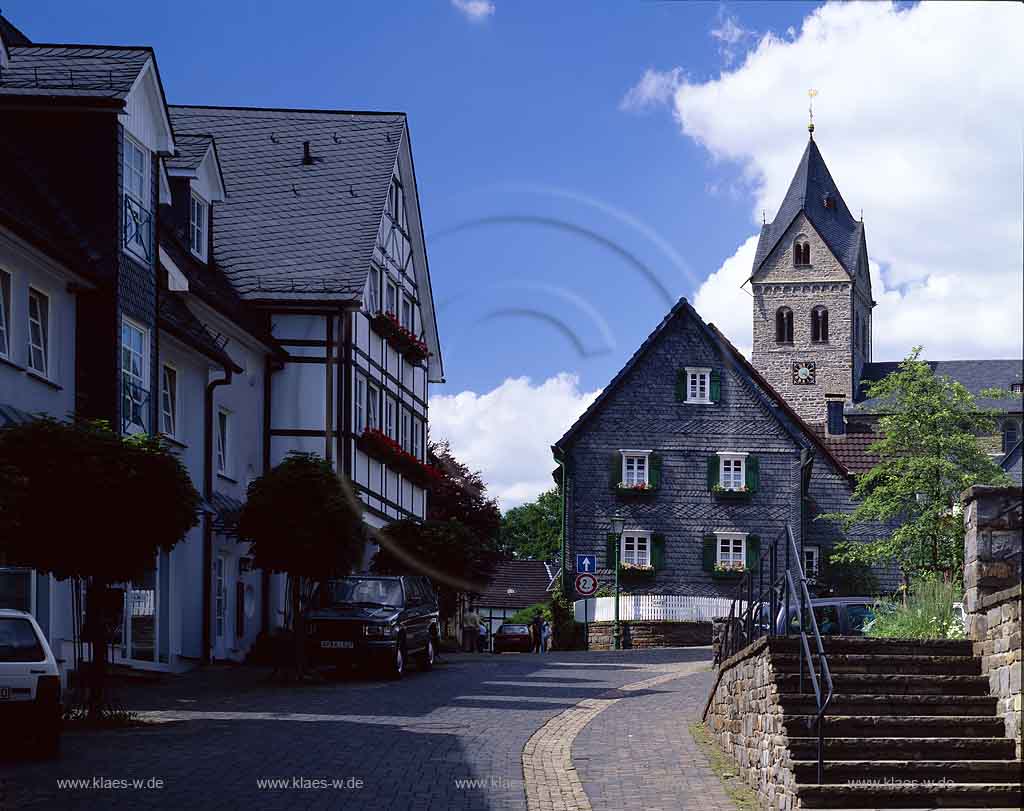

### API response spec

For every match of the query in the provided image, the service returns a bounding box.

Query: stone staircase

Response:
[773,636,1023,809]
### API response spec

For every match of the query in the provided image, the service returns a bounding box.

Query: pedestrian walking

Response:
[541,620,551,653]
[531,611,543,654]
[463,607,480,653]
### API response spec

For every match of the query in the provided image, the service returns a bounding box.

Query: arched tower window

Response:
[775,307,793,344]
[793,238,810,267]
[811,306,829,343]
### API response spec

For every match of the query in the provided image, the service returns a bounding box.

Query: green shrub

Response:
[509,602,551,624]
[864,574,965,639]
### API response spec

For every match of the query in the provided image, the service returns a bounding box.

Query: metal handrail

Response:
[717,524,833,784]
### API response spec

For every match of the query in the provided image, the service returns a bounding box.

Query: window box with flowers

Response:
[610,451,661,496]
[356,428,439,487]
[618,562,656,579]
[369,310,429,364]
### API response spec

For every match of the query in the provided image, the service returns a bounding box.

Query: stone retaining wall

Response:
[962,485,1023,758]
[586,620,711,651]
[702,637,798,810]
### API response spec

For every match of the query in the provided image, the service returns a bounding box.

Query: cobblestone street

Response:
[0,648,718,811]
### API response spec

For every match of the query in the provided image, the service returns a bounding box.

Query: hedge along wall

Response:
[702,637,800,811]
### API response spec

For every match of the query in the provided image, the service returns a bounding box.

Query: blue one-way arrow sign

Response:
[576,554,596,574]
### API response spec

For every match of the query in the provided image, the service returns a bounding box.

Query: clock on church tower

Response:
[793,361,816,385]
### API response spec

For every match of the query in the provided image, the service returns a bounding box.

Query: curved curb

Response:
[521,660,710,811]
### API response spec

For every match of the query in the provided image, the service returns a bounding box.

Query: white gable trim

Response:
[120,58,174,154]
[168,144,226,202]
[158,246,190,292]
[158,160,173,205]
[395,129,444,383]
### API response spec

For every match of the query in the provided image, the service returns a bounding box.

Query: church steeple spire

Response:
[807,89,817,139]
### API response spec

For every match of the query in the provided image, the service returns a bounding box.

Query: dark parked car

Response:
[492,624,533,654]
[306,575,439,678]
[775,597,876,636]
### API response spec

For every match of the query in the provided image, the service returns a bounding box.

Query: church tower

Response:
[749,121,874,427]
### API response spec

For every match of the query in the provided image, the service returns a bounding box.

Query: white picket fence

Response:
[573,594,740,623]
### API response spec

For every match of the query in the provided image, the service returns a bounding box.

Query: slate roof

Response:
[751,137,864,278]
[811,423,882,476]
[0,44,150,102]
[165,134,213,172]
[210,490,245,535]
[168,105,406,302]
[158,293,241,373]
[474,560,554,610]
[852,360,1024,414]
[0,14,32,47]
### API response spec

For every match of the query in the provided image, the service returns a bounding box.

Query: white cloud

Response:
[451,0,495,22]
[710,8,755,65]
[671,1,1024,362]
[693,234,758,357]
[620,68,683,112]
[429,374,601,510]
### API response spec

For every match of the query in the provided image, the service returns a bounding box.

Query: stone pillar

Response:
[962,485,1022,635]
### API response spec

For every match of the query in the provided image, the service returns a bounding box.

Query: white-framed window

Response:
[718,452,748,491]
[715,532,747,570]
[401,296,413,331]
[400,407,411,452]
[216,409,231,475]
[685,367,711,404]
[189,192,208,261]
[412,417,423,460]
[388,175,406,231]
[160,364,178,437]
[367,266,380,313]
[620,450,651,486]
[354,375,366,435]
[367,383,380,430]
[123,134,149,204]
[121,318,148,433]
[27,288,49,376]
[621,531,652,567]
[214,556,226,640]
[803,546,820,578]
[385,280,398,316]
[384,395,396,439]
[0,269,11,359]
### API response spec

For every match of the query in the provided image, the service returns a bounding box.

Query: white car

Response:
[0,609,62,756]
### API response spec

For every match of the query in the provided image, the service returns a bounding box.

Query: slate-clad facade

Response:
[554,299,885,600]
[0,14,445,674]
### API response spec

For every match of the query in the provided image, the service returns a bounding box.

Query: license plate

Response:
[320,640,353,649]
[0,687,9,700]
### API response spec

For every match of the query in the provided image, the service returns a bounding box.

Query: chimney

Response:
[302,141,313,165]
[826,396,846,437]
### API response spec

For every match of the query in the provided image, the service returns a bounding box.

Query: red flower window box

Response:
[356,428,439,487]
[370,311,429,364]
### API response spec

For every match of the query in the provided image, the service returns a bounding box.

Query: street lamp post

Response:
[610,511,625,651]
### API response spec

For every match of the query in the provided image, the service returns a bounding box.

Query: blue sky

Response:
[9,1,1022,507]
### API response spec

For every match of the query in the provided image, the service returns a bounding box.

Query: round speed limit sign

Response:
[574,572,598,597]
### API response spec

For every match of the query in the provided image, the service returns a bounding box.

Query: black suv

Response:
[305,575,439,678]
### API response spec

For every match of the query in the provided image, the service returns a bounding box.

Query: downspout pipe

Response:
[202,364,233,665]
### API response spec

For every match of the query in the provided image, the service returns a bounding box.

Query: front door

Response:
[213,556,227,660]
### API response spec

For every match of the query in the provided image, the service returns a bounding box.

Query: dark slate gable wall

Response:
[1,110,122,422]
[563,308,805,599]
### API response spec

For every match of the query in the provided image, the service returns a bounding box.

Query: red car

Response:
[492,623,533,653]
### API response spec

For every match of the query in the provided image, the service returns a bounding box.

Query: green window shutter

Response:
[710,369,722,403]
[746,535,761,572]
[745,455,760,492]
[649,453,662,489]
[706,456,719,490]
[606,533,618,569]
[702,534,717,572]
[675,369,687,402]
[610,452,622,490]
[651,534,666,570]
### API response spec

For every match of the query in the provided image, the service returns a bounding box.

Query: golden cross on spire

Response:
[808,89,818,137]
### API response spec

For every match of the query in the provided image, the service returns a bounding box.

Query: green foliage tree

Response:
[0,418,200,716]
[500,487,561,560]
[371,518,503,626]
[822,349,1012,580]
[237,452,364,678]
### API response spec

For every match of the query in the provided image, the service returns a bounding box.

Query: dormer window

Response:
[190,192,208,261]
[123,135,149,205]
[123,134,153,262]
[793,238,810,267]
[775,307,793,343]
